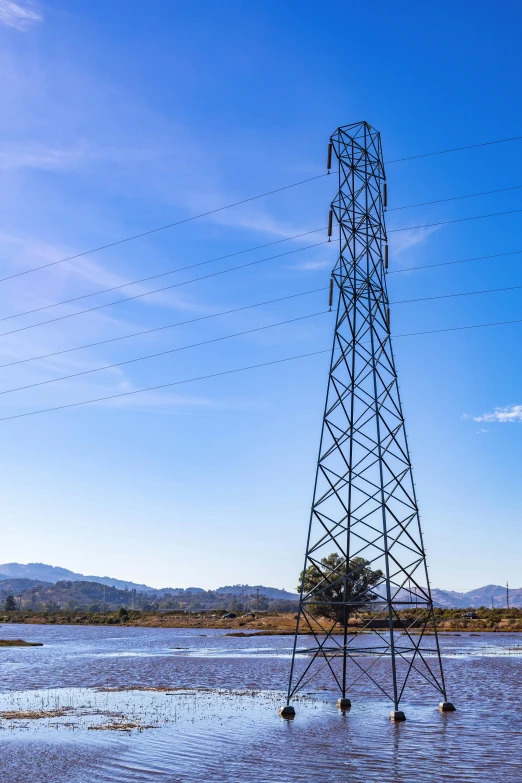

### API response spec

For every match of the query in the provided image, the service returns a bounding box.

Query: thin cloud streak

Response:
[0,231,209,321]
[0,0,42,30]
[0,145,88,171]
[388,224,441,262]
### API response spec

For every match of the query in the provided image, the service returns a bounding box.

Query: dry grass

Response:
[0,639,43,647]
[96,686,180,693]
[0,708,71,719]
[4,611,522,633]
[88,720,155,732]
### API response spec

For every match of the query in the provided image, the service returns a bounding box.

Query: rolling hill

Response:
[0,563,519,607]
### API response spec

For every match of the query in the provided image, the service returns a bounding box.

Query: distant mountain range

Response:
[430,585,520,609]
[0,563,297,601]
[0,562,157,593]
[0,563,519,608]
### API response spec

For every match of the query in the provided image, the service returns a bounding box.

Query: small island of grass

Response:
[0,639,43,647]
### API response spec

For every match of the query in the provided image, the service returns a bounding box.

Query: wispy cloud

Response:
[294,258,331,271]
[102,388,272,415]
[92,387,219,414]
[388,224,441,263]
[0,230,209,321]
[59,253,212,315]
[0,145,89,171]
[0,1,42,29]
[201,200,325,244]
[471,404,522,423]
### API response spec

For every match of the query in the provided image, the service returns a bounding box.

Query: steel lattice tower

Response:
[281,122,454,721]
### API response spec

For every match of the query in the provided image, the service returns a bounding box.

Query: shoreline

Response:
[1,610,521,633]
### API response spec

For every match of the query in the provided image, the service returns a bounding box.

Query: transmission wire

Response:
[1,315,521,422]
[0,174,330,283]
[6,205,522,328]
[385,134,522,164]
[2,133,522,284]
[388,207,522,234]
[0,287,326,369]
[388,248,522,275]
[10,181,522,323]
[391,282,522,305]
[394,318,522,338]
[0,227,326,323]
[387,183,522,212]
[2,279,521,371]
[0,310,329,397]
[0,240,329,339]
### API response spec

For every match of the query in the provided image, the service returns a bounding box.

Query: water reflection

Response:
[0,626,520,782]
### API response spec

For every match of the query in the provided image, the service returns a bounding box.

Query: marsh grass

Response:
[88,720,155,732]
[0,708,71,719]
[0,639,42,646]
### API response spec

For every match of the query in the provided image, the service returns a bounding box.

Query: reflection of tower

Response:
[280,122,454,721]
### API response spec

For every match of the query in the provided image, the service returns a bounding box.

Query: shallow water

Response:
[0,625,521,782]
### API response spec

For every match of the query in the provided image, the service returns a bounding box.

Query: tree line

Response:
[0,580,297,614]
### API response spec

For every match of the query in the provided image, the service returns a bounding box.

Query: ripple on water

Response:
[0,628,520,782]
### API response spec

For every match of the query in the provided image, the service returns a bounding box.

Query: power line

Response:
[388,248,522,275]
[387,183,522,212]
[0,350,330,422]
[4,278,520,372]
[393,316,522,339]
[3,132,521,284]
[0,210,519,348]
[1,178,519,325]
[1,316,521,422]
[391,282,522,306]
[385,134,522,164]
[388,207,522,234]
[0,287,326,370]
[6,206,522,327]
[0,173,330,283]
[0,310,329,397]
[0,240,329,339]
[0,227,326,323]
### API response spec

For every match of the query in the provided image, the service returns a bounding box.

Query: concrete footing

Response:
[438,702,456,712]
[389,710,406,722]
[278,705,295,719]
[337,698,351,710]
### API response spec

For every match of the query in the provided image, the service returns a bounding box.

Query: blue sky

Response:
[0,0,520,591]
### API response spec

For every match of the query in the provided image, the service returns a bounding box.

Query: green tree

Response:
[297,553,383,622]
[117,606,129,622]
[4,595,16,612]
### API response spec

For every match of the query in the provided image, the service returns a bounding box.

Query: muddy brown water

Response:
[0,625,520,782]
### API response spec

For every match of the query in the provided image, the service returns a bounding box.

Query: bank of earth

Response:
[1,609,521,633]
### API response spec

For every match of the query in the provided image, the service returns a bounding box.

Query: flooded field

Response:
[0,625,521,782]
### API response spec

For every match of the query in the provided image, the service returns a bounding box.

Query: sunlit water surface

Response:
[0,625,521,782]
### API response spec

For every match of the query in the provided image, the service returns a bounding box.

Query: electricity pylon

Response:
[280,122,454,721]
